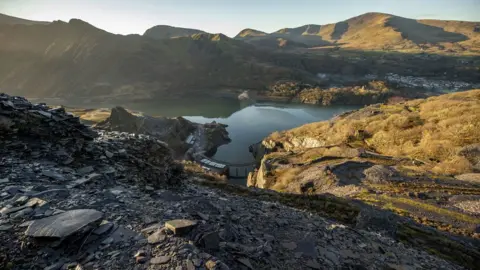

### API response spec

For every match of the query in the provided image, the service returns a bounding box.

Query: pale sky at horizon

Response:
[1,0,479,37]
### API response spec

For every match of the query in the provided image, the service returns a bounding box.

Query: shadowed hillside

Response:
[0,16,308,101]
[0,12,478,101]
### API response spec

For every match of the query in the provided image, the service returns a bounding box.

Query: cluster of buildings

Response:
[385,73,478,91]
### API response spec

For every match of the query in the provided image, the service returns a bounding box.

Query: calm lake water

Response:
[42,97,359,164]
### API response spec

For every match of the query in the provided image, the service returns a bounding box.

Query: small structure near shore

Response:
[196,155,257,178]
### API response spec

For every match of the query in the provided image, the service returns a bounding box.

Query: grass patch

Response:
[380,195,480,224]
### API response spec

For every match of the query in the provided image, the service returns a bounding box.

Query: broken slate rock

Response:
[42,170,65,181]
[200,231,220,251]
[93,221,114,235]
[141,223,162,234]
[69,173,102,188]
[14,195,29,205]
[10,207,33,219]
[281,241,297,251]
[165,219,197,235]
[297,240,318,258]
[147,230,166,244]
[236,257,253,269]
[306,260,322,269]
[25,209,103,238]
[26,197,48,207]
[0,224,13,231]
[105,150,114,158]
[1,204,29,215]
[186,259,195,270]
[150,256,171,264]
[205,260,217,269]
[77,166,94,175]
[136,256,148,264]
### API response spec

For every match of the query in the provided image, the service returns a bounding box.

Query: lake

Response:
[40,97,359,164]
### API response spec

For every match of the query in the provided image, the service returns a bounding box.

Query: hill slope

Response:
[0,92,476,270]
[0,13,49,25]
[0,15,305,100]
[236,12,480,54]
[143,25,206,39]
[249,89,480,244]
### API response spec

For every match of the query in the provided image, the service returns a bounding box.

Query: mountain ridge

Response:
[143,25,206,39]
[234,12,480,52]
[0,13,49,25]
[0,12,478,101]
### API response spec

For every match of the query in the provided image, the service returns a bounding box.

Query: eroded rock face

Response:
[94,106,231,158]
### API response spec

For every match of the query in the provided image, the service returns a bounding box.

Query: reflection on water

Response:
[40,97,359,164]
[187,102,359,163]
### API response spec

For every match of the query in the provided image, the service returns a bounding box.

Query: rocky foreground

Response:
[0,93,473,269]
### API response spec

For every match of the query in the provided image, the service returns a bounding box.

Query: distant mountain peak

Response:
[235,28,267,38]
[191,32,229,41]
[144,25,206,39]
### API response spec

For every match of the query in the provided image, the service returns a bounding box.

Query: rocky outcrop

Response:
[93,107,231,158]
[95,106,194,143]
[202,121,231,156]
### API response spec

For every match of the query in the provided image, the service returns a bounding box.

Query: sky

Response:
[1,0,479,37]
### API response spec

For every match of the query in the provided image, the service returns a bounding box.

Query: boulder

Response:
[363,165,405,184]
[165,219,197,235]
[25,209,103,238]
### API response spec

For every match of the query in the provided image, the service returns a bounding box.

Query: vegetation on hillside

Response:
[237,12,480,55]
[269,89,480,174]
[251,90,480,241]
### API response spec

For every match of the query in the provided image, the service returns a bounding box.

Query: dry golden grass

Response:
[65,107,143,123]
[267,90,480,175]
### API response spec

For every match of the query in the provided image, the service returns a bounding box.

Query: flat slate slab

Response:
[165,219,197,235]
[25,209,103,238]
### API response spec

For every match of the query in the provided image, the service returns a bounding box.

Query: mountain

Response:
[235,12,480,54]
[0,13,49,25]
[143,25,205,39]
[0,12,478,101]
[0,14,305,101]
[236,28,308,49]
[236,28,267,38]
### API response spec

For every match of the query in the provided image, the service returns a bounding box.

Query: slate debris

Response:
[0,93,469,270]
